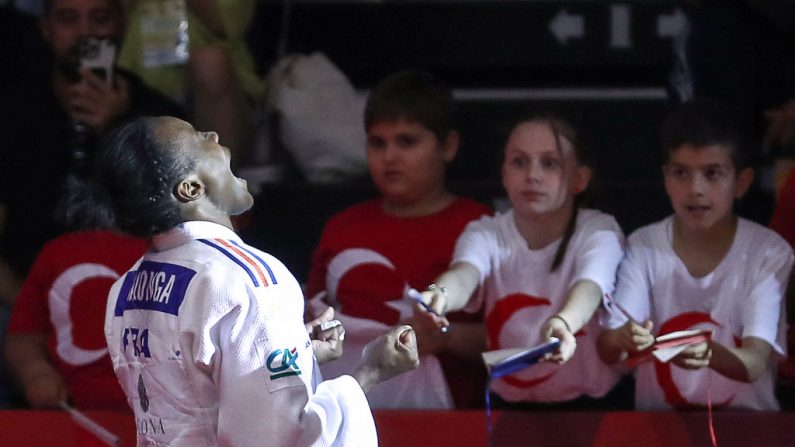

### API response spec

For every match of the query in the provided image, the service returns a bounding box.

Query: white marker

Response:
[315,319,345,341]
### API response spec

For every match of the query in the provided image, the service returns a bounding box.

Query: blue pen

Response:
[407,288,449,332]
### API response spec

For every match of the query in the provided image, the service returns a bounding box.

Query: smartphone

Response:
[77,37,117,85]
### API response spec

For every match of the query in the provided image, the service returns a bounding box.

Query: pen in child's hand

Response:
[604,293,639,325]
[407,288,449,333]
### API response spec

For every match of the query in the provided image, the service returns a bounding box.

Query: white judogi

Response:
[105,221,376,446]
[602,216,793,410]
[455,209,625,402]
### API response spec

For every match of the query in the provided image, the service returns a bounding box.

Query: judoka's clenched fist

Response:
[353,326,420,392]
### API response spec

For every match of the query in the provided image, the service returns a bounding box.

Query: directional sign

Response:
[549,9,585,45]
[657,8,686,38]
[548,4,686,49]
[609,4,632,49]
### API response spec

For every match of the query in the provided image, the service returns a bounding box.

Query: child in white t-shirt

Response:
[417,116,627,407]
[598,100,794,410]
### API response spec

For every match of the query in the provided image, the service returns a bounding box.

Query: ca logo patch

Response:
[266,348,301,380]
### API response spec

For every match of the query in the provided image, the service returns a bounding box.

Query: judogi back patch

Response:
[114,261,196,316]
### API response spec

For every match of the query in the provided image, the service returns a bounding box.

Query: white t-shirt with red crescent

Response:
[454,208,625,402]
[602,216,793,410]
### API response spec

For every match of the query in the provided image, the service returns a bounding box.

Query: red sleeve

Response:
[7,245,55,334]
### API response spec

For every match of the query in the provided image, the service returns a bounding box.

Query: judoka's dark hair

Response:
[660,99,757,170]
[60,117,194,237]
[364,70,456,143]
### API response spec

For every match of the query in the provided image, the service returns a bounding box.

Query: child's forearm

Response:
[708,337,773,383]
[431,262,480,312]
[556,280,602,333]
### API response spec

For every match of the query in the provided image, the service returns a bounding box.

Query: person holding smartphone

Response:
[0,0,183,306]
[0,0,183,408]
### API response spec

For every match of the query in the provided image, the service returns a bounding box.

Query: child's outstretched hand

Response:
[415,289,450,331]
[540,317,577,364]
[672,341,712,369]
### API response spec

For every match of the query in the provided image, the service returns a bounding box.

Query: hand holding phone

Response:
[77,37,117,86]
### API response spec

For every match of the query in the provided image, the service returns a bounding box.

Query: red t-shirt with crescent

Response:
[8,230,147,410]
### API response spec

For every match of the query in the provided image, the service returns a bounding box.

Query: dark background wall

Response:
[241,1,772,281]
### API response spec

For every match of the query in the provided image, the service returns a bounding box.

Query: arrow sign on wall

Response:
[657,8,686,38]
[549,9,585,45]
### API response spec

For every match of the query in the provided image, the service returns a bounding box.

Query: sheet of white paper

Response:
[655,329,709,343]
[652,344,690,363]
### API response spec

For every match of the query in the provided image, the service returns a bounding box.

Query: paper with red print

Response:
[626,329,712,368]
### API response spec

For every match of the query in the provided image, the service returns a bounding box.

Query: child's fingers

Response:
[423,290,447,315]
[674,342,711,369]
[629,320,653,335]
[631,333,654,350]
[618,323,653,352]
[433,314,450,330]
[674,354,710,369]
[682,341,710,358]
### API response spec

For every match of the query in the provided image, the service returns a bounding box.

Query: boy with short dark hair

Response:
[598,99,794,410]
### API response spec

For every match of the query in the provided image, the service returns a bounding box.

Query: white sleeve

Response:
[570,227,625,297]
[451,218,492,313]
[451,218,493,283]
[742,240,794,356]
[299,375,377,447]
[600,233,652,329]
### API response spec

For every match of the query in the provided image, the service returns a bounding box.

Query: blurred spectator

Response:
[118,0,264,165]
[4,230,146,410]
[670,0,795,410]
[0,0,180,407]
[305,70,491,409]
[0,0,182,290]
